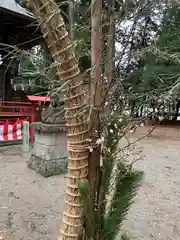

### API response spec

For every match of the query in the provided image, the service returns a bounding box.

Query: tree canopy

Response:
[140,2,180,98]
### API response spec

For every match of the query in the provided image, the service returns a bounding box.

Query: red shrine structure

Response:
[0,1,49,143]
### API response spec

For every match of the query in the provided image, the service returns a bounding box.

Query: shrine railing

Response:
[0,100,36,122]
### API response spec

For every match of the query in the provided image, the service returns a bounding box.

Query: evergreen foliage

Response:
[102,167,143,240]
[140,2,180,97]
[12,47,56,95]
[77,117,144,240]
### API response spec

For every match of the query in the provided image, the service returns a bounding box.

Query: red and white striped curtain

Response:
[0,118,29,141]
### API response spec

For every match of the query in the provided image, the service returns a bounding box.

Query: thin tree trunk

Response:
[97,2,116,238]
[27,0,89,239]
[104,0,116,86]
[68,0,74,40]
[89,0,103,238]
[88,0,102,208]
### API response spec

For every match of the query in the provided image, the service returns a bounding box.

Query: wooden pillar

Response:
[0,66,5,103]
[1,50,14,102]
[30,103,36,146]
[0,51,7,102]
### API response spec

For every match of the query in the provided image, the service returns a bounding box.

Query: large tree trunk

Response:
[27,0,89,239]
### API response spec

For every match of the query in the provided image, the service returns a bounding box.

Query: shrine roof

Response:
[27,95,50,102]
[0,0,33,19]
[0,0,42,48]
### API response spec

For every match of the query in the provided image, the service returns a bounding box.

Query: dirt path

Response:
[123,137,180,239]
[0,127,180,239]
[0,146,66,240]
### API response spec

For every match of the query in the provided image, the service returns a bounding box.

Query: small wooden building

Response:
[0,0,41,102]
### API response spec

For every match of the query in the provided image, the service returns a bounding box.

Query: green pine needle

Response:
[77,180,96,239]
[101,154,115,199]
[102,167,144,240]
[101,119,122,198]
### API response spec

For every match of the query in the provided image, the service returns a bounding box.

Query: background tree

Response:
[141,2,180,95]
[136,1,180,118]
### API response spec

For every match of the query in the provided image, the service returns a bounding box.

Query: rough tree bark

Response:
[88,0,102,215]
[26,0,89,239]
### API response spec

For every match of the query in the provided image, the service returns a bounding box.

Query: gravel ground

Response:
[123,136,180,239]
[0,126,180,239]
[0,147,66,240]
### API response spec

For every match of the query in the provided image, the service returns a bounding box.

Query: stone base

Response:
[28,122,68,177]
[28,154,67,177]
